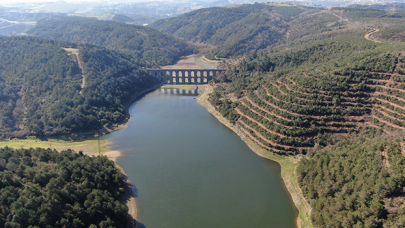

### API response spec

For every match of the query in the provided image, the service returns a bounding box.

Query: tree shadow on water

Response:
[120,177,143,227]
[136,221,147,228]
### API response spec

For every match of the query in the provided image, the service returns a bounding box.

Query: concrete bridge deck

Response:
[146,68,227,84]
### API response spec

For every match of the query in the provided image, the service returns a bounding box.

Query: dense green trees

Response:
[297,137,405,227]
[0,36,159,138]
[0,147,129,227]
[28,16,194,66]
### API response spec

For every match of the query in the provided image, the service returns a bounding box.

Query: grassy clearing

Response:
[198,84,313,228]
[62,47,80,55]
[0,137,111,158]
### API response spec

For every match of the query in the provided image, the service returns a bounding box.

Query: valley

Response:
[1,2,405,228]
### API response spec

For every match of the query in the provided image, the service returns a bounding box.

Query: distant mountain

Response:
[149,3,303,59]
[28,16,194,66]
[349,3,405,10]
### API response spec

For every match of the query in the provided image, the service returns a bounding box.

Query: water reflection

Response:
[102,88,297,228]
[159,88,199,96]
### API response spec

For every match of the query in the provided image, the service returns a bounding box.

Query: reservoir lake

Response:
[100,87,297,228]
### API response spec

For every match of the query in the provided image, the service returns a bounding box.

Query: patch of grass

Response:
[0,137,109,157]
[62,47,80,55]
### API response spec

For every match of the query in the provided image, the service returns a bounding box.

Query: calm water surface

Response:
[100,88,297,228]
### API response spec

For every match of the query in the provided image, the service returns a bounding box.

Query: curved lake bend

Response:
[100,88,297,228]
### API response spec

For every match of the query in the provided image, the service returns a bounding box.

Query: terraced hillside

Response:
[212,52,405,155]
[204,7,405,226]
[208,7,405,155]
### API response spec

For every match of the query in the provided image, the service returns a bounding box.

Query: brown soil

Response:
[235,107,286,138]
[364,28,381,43]
[277,79,359,105]
[374,91,405,104]
[254,90,310,119]
[237,121,276,151]
[240,101,293,129]
[372,113,405,131]
[381,146,391,169]
[377,105,405,120]
[365,121,391,134]
[375,109,405,127]
[369,71,405,77]
[237,119,290,150]
[375,97,405,111]
[261,85,303,105]
[402,142,405,157]
[269,81,288,96]
[244,98,292,122]
[368,83,405,93]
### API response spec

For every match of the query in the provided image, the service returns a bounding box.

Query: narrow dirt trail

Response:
[237,119,290,150]
[364,28,381,43]
[261,85,305,105]
[62,48,86,91]
[74,53,86,89]
[254,90,311,119]
[235,107,287,138]
[240,101,294,129]
[366,121,391,134]
[369,71,405,77]
[375,109,405,127]
[381,145,391,168]
[331,11,349,22]
[377,105,405,120]
[273,81,316,103]
[245,96,292,122]
[375,97,405,111]
[367,78,399,85]
[236,121,279,152]
[372,114,405,131]
[401,142,405,157]
[269,81,288,96]
[374,91,405,104]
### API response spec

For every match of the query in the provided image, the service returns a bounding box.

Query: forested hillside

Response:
[0,147,129,227]
[149,3,302,59]
[208,7,405,155]
[28,16,194,66]
[205,6,405,226]
[0,36,159,138]
[298,136,405,227]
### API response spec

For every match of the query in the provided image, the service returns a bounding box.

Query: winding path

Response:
[364,28,381,43]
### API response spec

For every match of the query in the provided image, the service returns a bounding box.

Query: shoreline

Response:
[1,83,311,227]
[197,85,313,228]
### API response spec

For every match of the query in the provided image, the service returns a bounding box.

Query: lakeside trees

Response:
[0,147,129,227]
[0,36,160,138]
